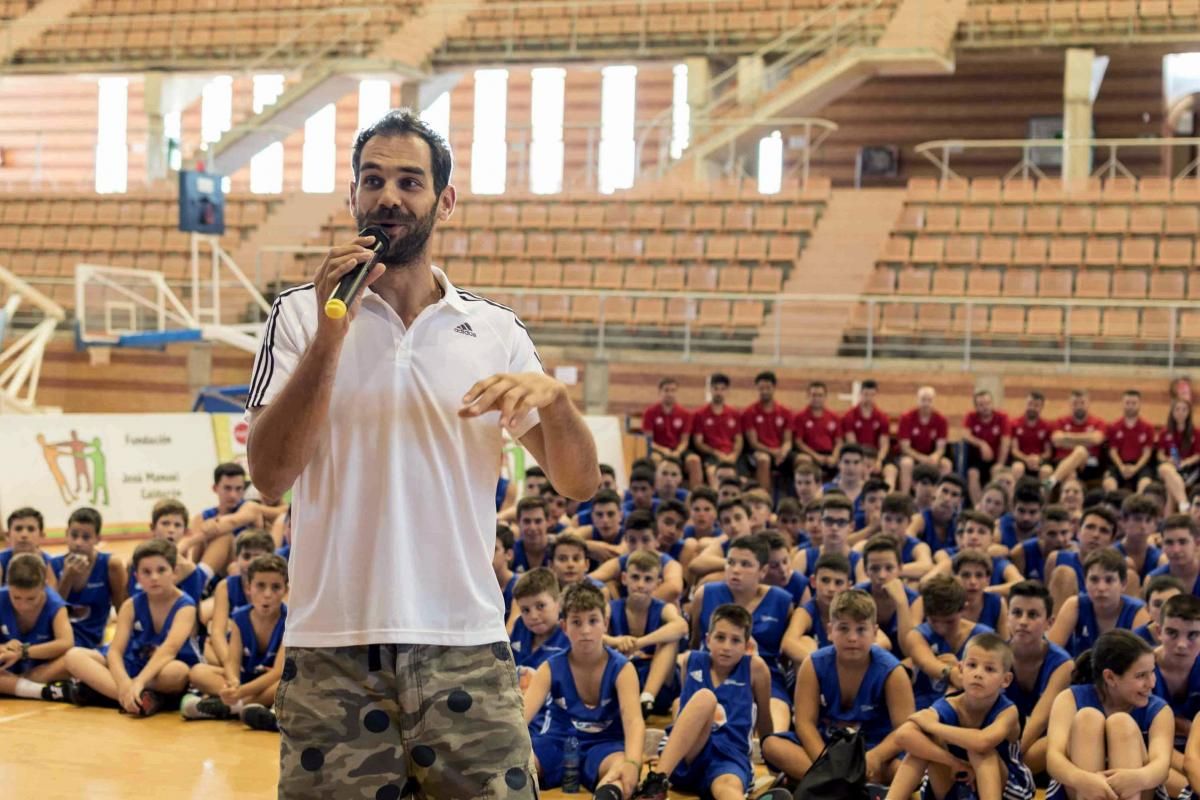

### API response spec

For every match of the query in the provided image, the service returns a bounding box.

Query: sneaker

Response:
[593,784,623,800]
[631,770,669,800]
[137,689,165,717]
[41,680,72,703]
[66,678,103,707]
[241,703,279,732]
[181,694,233,721]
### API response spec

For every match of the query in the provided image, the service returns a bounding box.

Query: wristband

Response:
[21,642,29,660]
[623,758,641,770]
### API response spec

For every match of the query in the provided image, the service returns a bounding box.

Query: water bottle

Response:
[562,736,580,793]
[1172,445,1181,467]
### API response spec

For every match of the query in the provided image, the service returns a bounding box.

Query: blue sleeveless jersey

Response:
[1154,660,1200,748]
[1116,542,1165,583]
[0,549,53,584]
[801,599,830,648]
[1005,641,1071,721]
[495,477,509,511]
[801,547,861,578]
[50,552,113,649]
[920,509,958,553]
[683,523,721,540]
[677,650,753,763]
[1019,539,1048,582]
[202,500,249,536]
[900,536,923,564]
[123,592,201,675]
[1054,551,1085,584]
[698,583,792,666]
[276,542,290,561]
[1147,563,1200,596]
[853,581,918,654]
[781,570,810,606]
[510,618,570,671]
[609,597,665,683]
[998,514,1020,549]
[930,695,1034,800]
[975,592,1003,631]
[128,562,210,604]
[511,540,549,575]
[231,604,286,684]
[0,586,66,674]
[537,648,628,744]
[615,553,673,597]
[502,574,517,619]
[224,574,248,612]
[912,620,994,709]
[1070,593,1145,656]
[1134,623,1157,646]
[812,644,902,749]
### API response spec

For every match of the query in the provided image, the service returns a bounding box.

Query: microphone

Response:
[324,225,391,319]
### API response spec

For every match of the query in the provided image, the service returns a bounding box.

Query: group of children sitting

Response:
[0,463,291,732]
[493,457,1200,800]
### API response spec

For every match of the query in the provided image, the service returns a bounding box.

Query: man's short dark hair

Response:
[881,492,914,517]
[912,463,940,485]
[808,381,827,392]
[1010,579,1053,616]
[516,497,548,520]
[624,510,655,532]
[1081,505,1119,536]
[938,474,966,493]
[629,468,656,488]
[656,499,687,520]
[754,371,777,386]
[658,377,678,390]
[1013,480,1045,508]
[839,443,865,460]
[213,463,246,484]
[525,466,546,479]
[352,108,453,196]
[1028,390,1045,402]
[599,463,616,478]
[1124,388,1142,399]
[861,379,879,391]
[862,478,889,498]
[591,489,622,509]
[68,507,102,534]
[710,373,730,388]
[688,486,718,507]
[6,507,44,532]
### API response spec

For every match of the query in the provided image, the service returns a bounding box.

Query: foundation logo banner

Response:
[0,414,218,536]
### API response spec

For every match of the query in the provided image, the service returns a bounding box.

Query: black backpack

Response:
[792,727,868,800]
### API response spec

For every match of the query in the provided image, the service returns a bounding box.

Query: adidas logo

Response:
[454,322,476,338]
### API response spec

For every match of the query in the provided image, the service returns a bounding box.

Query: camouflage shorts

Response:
[276,642,539,800]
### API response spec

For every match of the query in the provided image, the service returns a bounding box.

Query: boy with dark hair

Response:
[1117,494,1168,587]
[926,512,1022,593]
[1,507,55,588]
[764,529,810,606]
[1137,574,1186,646]
[717,477,742,505]
[853,477,890,538]
[1151,593,1200,759]
[683,487,720,542]
[493,524,517,620]
[1006,580,1072,774]
[775,499,810,549]
[524,583,644,799]
[63,540,201,715]
[887,634,1033,800]
[573,489,625,564]
[1045,504,1120,612]
[742,370,793,495]
[1010,504,1074,583]
[508,567,569,724]
[134,499,211,604]
[512,496,552,575]
[743,489,774,533]
[1148,514,1200,596]
[181,462,263,577]
[842,378,896,488]
[782,553,852,663]
[793,494,862,578]
[858,535,921,653]
[869,492,933,580]
[0,553,72,699]
[910,474,965,554]
[691,371,743,488]
[998,480,1045,548]
[765,589,914,785]
[791,462,825,509]
[204,529,275,666]
[951,550,1009,635]
[549,534,606,597]
[539,483,569,534]
[823,443,866,505]
[183,553,288,731]
[912,463,941,512]
[907,574,995,709]
[50,507,126,649]
[590,511,683,605]
[604,549,688,718]
[687,498,753,582]
[652,499,695,568]
[624,468,658,516]
[632,604,782,800]
[1048,548,1151,656]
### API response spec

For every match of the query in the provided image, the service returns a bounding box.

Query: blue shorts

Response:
[634,658,680,714]
[532,736,625,790]
[769,668,791,704]
[670,740,752,798]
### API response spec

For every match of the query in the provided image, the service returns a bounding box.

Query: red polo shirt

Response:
[1107,416,1156,464]
[792,407,841,454]
[1159,428,1197,460]
[964,410,1010,455]
[741,401,793,449]
[693,403,741,454]
[642,403,691,450]
[842,404,890,452]
[898,409,948,455]
[1054,414,1106,460]
[1010,415,1053,459]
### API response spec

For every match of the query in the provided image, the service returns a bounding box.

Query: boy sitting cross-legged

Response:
[0,553,73,699]
[182,554,288,731]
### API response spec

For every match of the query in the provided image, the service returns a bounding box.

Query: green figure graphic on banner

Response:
[85,437,110,506]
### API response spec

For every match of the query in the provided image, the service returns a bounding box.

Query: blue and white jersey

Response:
[811,644,902,749]
[677,650,753,763]
[50,551,112,649]
[123,591,201,675]
[230,604,287,683]
[0,586,66,674]
[537,648,629,745]
[930,694,1034,800]
[1069,593,1145,656]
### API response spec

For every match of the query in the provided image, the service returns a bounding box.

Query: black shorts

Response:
[1106,462,1156,489]
[1078,457,1106,483]
[964,443,999,482]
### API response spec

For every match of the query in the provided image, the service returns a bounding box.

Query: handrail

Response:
[914,136,1200,182]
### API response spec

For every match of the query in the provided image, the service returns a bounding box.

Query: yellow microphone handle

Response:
[324,297,348,319]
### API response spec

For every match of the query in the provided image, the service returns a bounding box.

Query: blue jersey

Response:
[495,477,509,511]
[899,535,924,564]
[800,546,861,578]
[123,591,201,676]
[677,650,753,763]
[854,581,918,653]
[609,597,665,684]
[811,644,902,749]
[1154,659,1200,748]
[1019,539,1049,582]
[1005,641,1071,721]
[510,618,570,671]
[537,648,629,745]
[230,604,286,684]
[1116,542,1165,583]
[0,586,66,675]
[511,540,549,575]
[502,574,517,619]
[930,695,1034,800]
[698,583,792,666]
[202,501,250,537]
[801,599,830,648]
[128,561,211,604]
[920,508,958,553]
[913,620,994,709]
[682,523,720,540]
[50,552,113,649]
[998,513,1020,549]
[0,549,52,584]
[664,539,686,561]
[276,542,290,561]
[1147,563,1200,596]
[974,592,1004,631]
[1134,623,1157,646]
[615,552,672,598]
[223,574,248,612]
[939,549,1013,587]
[1070,593,1145,655]
[780,571,810,606]
[1047,685,1170,800]
[1054,550,1085,585]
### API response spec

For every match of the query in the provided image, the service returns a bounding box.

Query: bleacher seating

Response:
[852,176,1199,354]
[10,0,420,66]
[0,0,36,19]
[958,0,1200,42]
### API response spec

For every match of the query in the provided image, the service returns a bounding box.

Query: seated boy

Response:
[907,575,995,709]
[1151,593,1200,789]
[1,507,56,589]
[682,487,720,543]
[1147,514,1200,596]
[50,507,127,649]
[857,535,920,653]
[548,534,609,598]
[509,568,569,683]
[133,499,212,603]
[775,499,810,549]
[512,497,552,575]
[764,530,810,607]
[1045,505,1120,613]
[589,511,683,605]
[181,462,264,577]
[687,499,753,583]
[792,494,862,578]
[202,529,276,666]
[1116,494,1168,589]
[951,550,1009,637]
[523,583,644,799]
[63,539,201,716]
[886,633,1034,800]
[494,524,517,621]
[1009,504,1074,583]
[1136,574,1186,646]
[183,553,287,731]
[0,553,72,698]
[924,511,1022,593]
[1005,580,1072,774]
[1047,548,1150,656]
[604,550,688,717]
[571,490,626,565]
[860,492,932,581]
[782,553,852,664]
[653,500,697,569]
[633,604,784,800]
[764,589,914,786]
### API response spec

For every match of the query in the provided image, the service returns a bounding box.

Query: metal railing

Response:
[914,136,1200,183]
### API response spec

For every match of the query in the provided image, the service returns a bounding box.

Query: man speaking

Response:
[247,109,599,800]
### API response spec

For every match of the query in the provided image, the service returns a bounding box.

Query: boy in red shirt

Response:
[842,379,896,489]
[897,386,951,496]
[792,381,842,479]
[1010,390,1054,483]
[642,377,702,488]
[741,371,793,496]
[962,389,1011,507]
[691,372,742,489]
[1102,389,1156,493]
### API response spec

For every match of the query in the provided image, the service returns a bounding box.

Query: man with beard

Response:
[1009,391,1054,483]
[1046,389,1107,490]
[246,109,599,800]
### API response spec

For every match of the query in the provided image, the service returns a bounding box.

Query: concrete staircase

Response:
[753,188,905,358]
[0,0,95,63]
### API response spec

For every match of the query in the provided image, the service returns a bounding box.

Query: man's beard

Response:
[356,204,439,267]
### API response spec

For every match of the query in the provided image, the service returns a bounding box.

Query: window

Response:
[358,79,391,130]
[200,75,233,146]
[250,75,285,194]
[757,130,783,195]
[670,63,690,160]
[598,65,637,194]
[529,67,565,195]
[302,103,337,194]
[422,91,451,143]
[95,77,129,194]
[471,69,508,195]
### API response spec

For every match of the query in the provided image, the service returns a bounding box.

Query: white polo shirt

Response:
[246,266,542,647]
